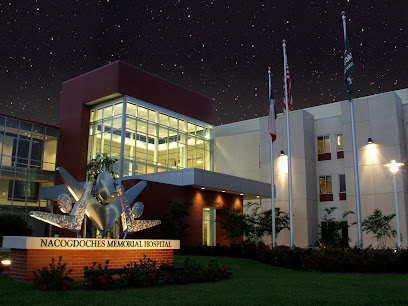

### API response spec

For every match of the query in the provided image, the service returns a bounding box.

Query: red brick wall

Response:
[9,248,174,282]
[122,179,243,246]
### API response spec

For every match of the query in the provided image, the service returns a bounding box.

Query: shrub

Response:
[167,258,231,284]
[33,256,72,290]
[120,255,162,287]
[83,260,112,290]
[179,243,408,274]
[120,256,232,286]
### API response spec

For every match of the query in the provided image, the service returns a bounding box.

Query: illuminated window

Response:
[337,134,343,151]
[318,135,330,153]
[203,207,216,246]
[88,97,213,177]
[319,176,332,194]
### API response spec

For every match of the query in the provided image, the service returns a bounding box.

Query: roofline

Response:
[63,60,212,102]
[0,112,59,129]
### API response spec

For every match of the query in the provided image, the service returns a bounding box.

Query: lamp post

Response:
[384,160,404,249]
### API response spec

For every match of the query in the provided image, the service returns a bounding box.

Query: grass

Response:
[1,255,408,305]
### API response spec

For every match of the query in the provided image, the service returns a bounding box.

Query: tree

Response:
[256,207,290,239]
[86,153,118,181]
[217,205,248,244]
[318,207,354,248]
[362,208,397,248]
[86,154,118,238]
[216,202,290,244]
[160,200,193,240]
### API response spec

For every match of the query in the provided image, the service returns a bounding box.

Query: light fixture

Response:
[367,137,373,144]
[384,159,405,249]
[240,193,244,196]
[385,160,404,174]
[201,187,205,190]
[221,190,226,193]
[280,150,285,156]
[256,195,260,198]
[1,259,11,266]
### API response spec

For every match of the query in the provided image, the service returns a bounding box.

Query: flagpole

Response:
[283,40,294,249]
[342,12,363,249]
[268,67,276,247]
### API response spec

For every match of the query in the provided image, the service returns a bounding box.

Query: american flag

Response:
[268,72,277,142]
[283,63,293,112]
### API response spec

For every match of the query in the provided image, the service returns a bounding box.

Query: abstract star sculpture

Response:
[30,181,93,236]
[30,167,161,238]
[117,184,161,238]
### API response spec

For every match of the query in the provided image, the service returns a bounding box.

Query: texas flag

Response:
[268,76,277,142]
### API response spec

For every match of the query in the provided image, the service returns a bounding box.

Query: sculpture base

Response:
[3,237,180,281]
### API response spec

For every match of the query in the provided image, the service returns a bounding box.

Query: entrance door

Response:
[202,207,216,246]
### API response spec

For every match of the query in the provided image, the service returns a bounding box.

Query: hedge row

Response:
[177,242,408,273]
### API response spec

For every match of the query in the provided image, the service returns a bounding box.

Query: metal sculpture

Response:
[30,167,161,238]
[30,181,93,236]
[117,185,161,238]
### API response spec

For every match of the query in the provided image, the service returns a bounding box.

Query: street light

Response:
[384,160,404,248]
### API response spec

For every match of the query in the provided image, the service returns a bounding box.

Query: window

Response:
[8,180,39,202]
[318,136,330,153]
[317,135,331,161]
[320,176,332,194]
[321,221,349,247]
[319,176,333,202]
[336,134,343,151]
[339,174,346,200]
[88,98,214,177]
[336,133,344,159]
[339,174,346,192]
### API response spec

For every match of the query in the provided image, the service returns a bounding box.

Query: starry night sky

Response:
[1,1,407,126]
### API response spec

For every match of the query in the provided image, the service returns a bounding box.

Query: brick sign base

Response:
[3,237,179,282]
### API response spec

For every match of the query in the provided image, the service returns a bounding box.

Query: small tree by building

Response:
[86,154,118,238]
[160,200,193,240]
[86,153,118,181]
[246,202,290,241]
[362,208,397,248]
[217,205,248,244]
[318,207,353,248]
[217,202,290,244]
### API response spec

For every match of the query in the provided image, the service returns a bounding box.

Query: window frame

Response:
[319,175,333,202]
[318,135,331,154]
[317,135,332,161]
[336,133,344,152]
[319,175,333,194]
[339,174,346,193]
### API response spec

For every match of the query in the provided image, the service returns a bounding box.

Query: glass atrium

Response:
[0,115,58,235]
[88,96,213,177]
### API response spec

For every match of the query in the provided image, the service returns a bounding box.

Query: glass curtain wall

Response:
[88,96,213,177]
[0,115,58,235]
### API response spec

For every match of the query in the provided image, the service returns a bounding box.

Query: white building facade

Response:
[214,89,408,248]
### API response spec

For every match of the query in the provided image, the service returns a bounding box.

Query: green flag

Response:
[344,34,354,101]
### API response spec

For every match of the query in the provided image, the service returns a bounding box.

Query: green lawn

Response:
[1,255,407,305]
